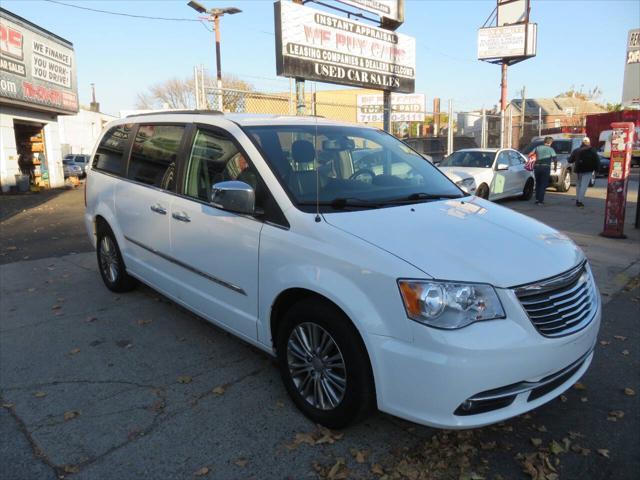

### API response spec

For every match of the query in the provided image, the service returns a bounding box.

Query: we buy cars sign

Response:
[274,0,415,93]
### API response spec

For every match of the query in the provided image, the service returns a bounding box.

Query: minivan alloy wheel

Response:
[99,236,119,283]
[287,322,347,410]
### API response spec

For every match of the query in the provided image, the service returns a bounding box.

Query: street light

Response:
[188,1,242,111]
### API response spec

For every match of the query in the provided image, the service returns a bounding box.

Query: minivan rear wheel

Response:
[96,225,137,293]
[276,298,375,429]
[520,178,534,200]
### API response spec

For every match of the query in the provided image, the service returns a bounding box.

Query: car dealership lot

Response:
[1,181,639,480]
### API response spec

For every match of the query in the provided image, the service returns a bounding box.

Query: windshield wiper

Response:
[381,192,464,204]
[298,198,381,210]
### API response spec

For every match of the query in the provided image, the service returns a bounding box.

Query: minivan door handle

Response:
[172,212,191,223]
[150,204,167,215]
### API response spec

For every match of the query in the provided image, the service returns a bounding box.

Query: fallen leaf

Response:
[350,448,369,463]
[212,385,225,396]
[613,335,627,341]
[233,458,248,467]
[531,438,543,447]
[2,403,14,408]
[480,441,496,450]
[315,425,344,444]
[371,464,385,476]
[580,396,588,403]
[537,425,548,432]
[51,304,61,310]
[63,410,80,421]
[34,391,47,398]
[275,400,285,408]
[149,400,165,412]
[599,340,610,346]
[596,449,610,458]
[549,440,564,455]
[573,382,587,390]
[85,316,97,323]
[177,376,192,384]
[623,388,636,396]
[194,466,210,476]
[63,465,79,474]
[560,395,568,403]
[608,410,624,420]
[621,350,629,356]
[69,348,80,355]
[327,458,348,480]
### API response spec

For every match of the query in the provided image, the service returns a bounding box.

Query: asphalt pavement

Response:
[1,180,639,480]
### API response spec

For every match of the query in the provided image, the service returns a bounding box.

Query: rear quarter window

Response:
[93,124,133,175]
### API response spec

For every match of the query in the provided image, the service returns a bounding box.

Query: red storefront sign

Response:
[601,122,635,238]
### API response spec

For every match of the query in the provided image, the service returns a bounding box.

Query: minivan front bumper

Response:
[367,285,601,429]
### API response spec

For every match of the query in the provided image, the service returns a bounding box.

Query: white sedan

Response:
[438,148,535,201]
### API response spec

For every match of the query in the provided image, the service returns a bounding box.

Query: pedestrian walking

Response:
[568,137,599,207]
[533,136,557,205]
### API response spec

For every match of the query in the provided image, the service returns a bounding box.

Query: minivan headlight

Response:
[398,280,505,329]
[455,177,476,194]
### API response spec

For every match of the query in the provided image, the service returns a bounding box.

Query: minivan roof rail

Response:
[126,110,223,118]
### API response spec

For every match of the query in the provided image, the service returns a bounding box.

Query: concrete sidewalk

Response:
[503,176,640,302]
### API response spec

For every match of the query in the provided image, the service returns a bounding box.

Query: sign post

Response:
[602,122,635,238]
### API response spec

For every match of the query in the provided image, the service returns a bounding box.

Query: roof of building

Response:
[510,97,607,116]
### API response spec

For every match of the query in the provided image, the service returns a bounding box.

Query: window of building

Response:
[93,124,133,175]
[127,125,185,190]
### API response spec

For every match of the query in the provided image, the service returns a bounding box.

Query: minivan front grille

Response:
[514,262,596,337]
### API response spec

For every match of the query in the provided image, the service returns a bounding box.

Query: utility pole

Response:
[187,1,241,112]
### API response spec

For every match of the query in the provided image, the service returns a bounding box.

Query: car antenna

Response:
[314,101,321,223]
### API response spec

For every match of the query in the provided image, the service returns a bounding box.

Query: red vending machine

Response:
[601,122,636,238]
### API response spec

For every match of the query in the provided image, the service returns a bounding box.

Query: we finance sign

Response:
[274,0,415,93]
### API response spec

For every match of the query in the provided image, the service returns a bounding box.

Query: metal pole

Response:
[500,110,505,149]
[508,107,513,148]
[520,86,526,145]
[295,79,305,115]
[538,107,542,137]
[447,99,453,155]
[214,15,223,111]
[500,62,508,112]
[481,108,487,148]
[433,98,440,137]
[194,65,200,109]
[289,77,294,115]
[383,90,391,133]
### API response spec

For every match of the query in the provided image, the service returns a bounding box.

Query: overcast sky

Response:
[4,0,639,116]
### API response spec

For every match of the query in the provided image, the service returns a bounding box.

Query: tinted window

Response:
[440,150,495,168]
[127,125,185,190]
[184,129,251,202]
[93,124,133,175]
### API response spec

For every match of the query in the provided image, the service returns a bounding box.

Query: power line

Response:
[43,0,201,22]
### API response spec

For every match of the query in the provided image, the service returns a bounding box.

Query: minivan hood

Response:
[323,198,584,288]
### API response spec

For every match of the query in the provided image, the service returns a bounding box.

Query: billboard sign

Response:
[274,0,416,93]
[477,23,537,60]
[357,92,425,123]
[497,0,528,26]
[622,29,640,108]
[0,10,78,114]
[335,0,404,24]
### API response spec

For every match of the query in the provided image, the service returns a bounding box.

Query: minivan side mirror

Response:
[211,181,255,215]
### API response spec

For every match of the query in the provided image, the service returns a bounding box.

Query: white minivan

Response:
[85,112,601,429]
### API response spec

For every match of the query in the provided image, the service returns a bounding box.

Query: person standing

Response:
[568,137,599,207]
[533,137,557,205]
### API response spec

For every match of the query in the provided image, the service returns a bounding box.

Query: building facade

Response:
[0,8,78,192]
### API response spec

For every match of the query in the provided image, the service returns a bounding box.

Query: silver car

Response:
[63,154,90,177]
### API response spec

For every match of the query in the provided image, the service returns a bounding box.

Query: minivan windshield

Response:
[440,150,495,168]
[244,125,463,210]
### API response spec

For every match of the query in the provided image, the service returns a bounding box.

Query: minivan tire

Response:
[276,298,375,429]
[556,170,571,192]
[96,224,137,293]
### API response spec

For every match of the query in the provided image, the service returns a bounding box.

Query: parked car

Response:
[404,136,478,164]
[62,158,82,178]
[522,135,596,191]
[85,113,601,429]
[63,154,90,177]
[438,148,534,201]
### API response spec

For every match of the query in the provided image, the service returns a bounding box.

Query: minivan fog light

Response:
[398,280,506,329]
